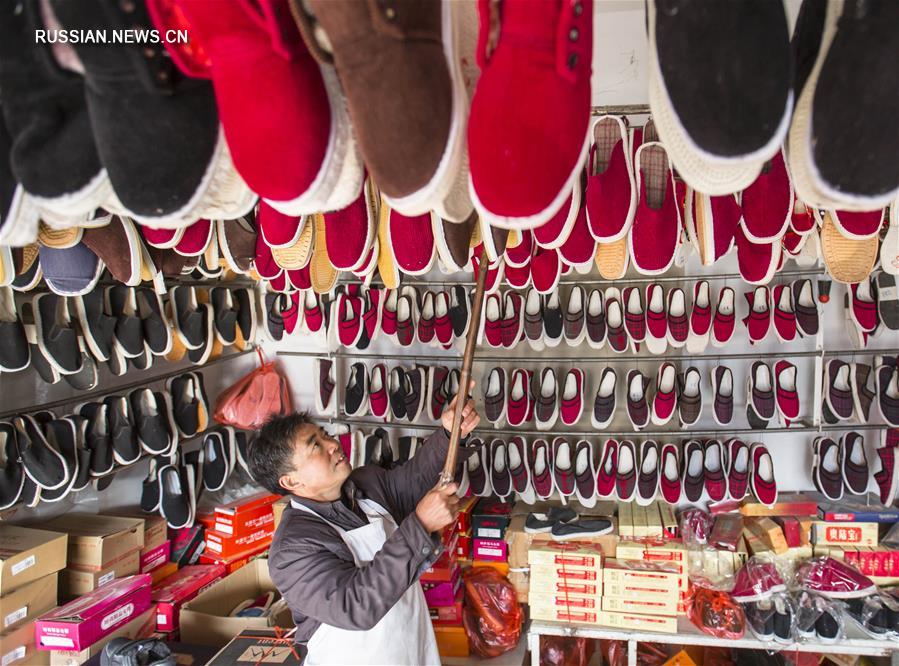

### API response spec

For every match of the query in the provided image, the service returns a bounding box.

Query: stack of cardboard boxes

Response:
[528,541,604,624]
[0,526,67,665]
[470,497,513,576]
[198,492,280,573]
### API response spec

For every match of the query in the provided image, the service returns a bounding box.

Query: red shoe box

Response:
[455,530,471,560]
[205,528,272,561]
[455,496,478,535]
[422,566,461,606]
[472,498,513,540]
[198,539,272,575]
[35,575,152,652]
[212,492,280,538]
[140,541,171,574]
[429,589,463,626]
[473,538,507,562]
[421,548,458,583]
[151,564,226,632]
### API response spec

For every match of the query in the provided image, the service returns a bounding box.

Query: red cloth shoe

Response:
[790,197,816,235]
[172,0,361,214]
[688,280,712,353]
[560,368,585,426]
[740,149,793,243]
[595,439,617,498]
[645,283,668,355]
[743,287,772,344]
[623,286,647,343]
[468,0,593,229]
[586,115,636,242]
[417,291,436,346]
[323,177,376,271]
[666,287,689,348]
[507,368,531,427]
[774,360,800,424]
[750,443,778,507]
[257,202,304,249]
[830,209,885,241]
[533,189,580,250]
[558,191,596,269]
[736,225,781,285]
[389,209,436,275]
[849,278,879,333]
[660,443,682,504]
[651,362,678,426]
[703,440,728,502]
[772,284,797,342]
[530,246,562,295]
[684,188,740,266]
[629,142,680,275]
[711,286,736,347]
[482,293,503,348]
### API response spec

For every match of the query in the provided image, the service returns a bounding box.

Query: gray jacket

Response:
[268,429,455,644]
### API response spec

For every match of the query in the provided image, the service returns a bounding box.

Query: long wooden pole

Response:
[439,244,490,486]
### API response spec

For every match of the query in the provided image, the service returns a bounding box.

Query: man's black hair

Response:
[247,412,315,496]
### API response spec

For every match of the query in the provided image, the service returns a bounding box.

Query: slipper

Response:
[821,212,877,284]
[530,246,561,295]
[81,215,143,286]
[324,177,377,271]
[504,229,533,268]
[254,232,283,280]
[10,244,42,292]
[433,210,475,273]
[790,197,816,235]
[504,262,530,290]
[629,142,680,275]
[387,206,436,276]
[881,212,898,276]
[309,213,337,294]
[875,271,899,331]
[585,115,637,242]
[38,224,82,249]
[735,225,780,285]
[478,218,510,263]
[173,218,214,257]
[558,192,596,270]
[830,208,885,241]
[216,217,256,275]
[533,187,580,250]
[0,286,29,372]
[684,188,740,266]
[39,242,104,297]
[139,224,183,250]
[595,236,628,280]
[271,219,313,271]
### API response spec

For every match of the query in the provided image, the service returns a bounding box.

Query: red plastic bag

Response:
[686,586,746,640]
[214,349,293,429]
[539,636,593,666]
[462,567,522,658]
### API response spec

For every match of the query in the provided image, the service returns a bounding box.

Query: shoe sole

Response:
[788,0,896,211]
[646,2,789,196]
[265,69,364,217]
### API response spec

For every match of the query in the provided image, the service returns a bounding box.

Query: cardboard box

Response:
[529,594,602,614]
[508,570,529,604]
[179,560,292,647]
[0,526,67,596]
[271,499,289,531]
[813,521,879,547]
[530,564,601,583]
[536,580,602,596]
[112,514,166,553]
[49,607,156,666]
[632,503,649,538]
[419,547,458,583]
[149,562,178,586]
[170,525,205,567]
[429,589,463,625]
[44,515,144,571]
[472,560,509,577]
[207,628,303,665]
[505,515,618,569]
[205,528,272,560]
[60,549,140,598]
[603,581,680,603]
[140,541,171,574]
[598,610,677,633]
[616,540,687,573]
[433,625,469,657]
[603,559,686,591]
[0,573,57,633]
[740,493,818,517]
[152,564,226,632]
[471,498,513,540]
[601,595,679,617]
[659,504,678,539]
[744,517,788,554]
[528,541,604,569]
[35,575,152,652]
[0,619,41,665]
[421,566,461,607]
[529,606,601,624]
[214,493,280,535]
[618,502,633,539]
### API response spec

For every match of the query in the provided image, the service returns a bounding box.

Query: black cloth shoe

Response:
[80,402,114,477]
[0,0,106,215]
[104,395,141,465]
[130,389,172,456]
[107,286,146,359]
[40,418,80,502]
[48,0,229,225]
[543,289,564,344]
[13,414,68,491]
[159,463,195,529]
[33,293,80,375]
[524,506,577,534]
[62,339,99,391]
[167,374,201,438]
[210,288,239,346]
[364,428,394,468]
[186,303,214,366]
[388,367,408,420]
[0,287,29,372]
[448,285,469,338]
[141,456,162,513]
[68,416,92,493]
[233,288,257,346]
[202,428,234,492]
[136,288,171,356]
[344,362,368,417]
[171,286,205,350]
[264,293,285,342]
[0,421,24,510]
[550,518,613,541]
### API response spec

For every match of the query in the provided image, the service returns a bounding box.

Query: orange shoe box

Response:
[204,529,272,561]
[433,625,469,657]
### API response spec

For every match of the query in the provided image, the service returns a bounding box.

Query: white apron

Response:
[291,498,441,666]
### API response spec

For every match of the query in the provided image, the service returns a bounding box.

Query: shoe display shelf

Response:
[526,617,899,666]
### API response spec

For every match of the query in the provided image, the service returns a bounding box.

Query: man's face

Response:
[279,425,351,500]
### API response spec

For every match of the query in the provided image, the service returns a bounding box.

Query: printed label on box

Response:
[10,555,35,577]
[477,528,501,539]
[1,647,25,666]
[3,607,26,629]
[214,523,233,536]
[98,571,116,587]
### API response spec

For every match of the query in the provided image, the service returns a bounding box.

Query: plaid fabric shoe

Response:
[651,362,678,426]
[712,365,734,426]
[428,366,450,421]
[683,440,705,503]
[573,439,597,508]
[849,279,879,333]
[825,359,855,421]
[792,279,820,337]
[315,358,336,414]
[666,288,689,347]
[523,288,544,349]
[534,368,558,431]
[530,439,554,500]
[585,289,606,349]
[660,443,682,504]
[417,291,436,345]
[483,367,506,426]
[552,438,576,497]
[875,437,899,505]
[615,440,637,502]
[501,291,524,348]
[563,286,587,346]
[605,288,629,353]
[645,283,668,354]
[876,364,899,427]
[507,368,531,427]
[591,367,617,429]
[750,443,778,507]
[743,287,772,344]
[626,370,650,429]
[748,361,777,422]
[711,286,736,347]
[560,369,585,427]
[727,439,750,500]
[623,287,646,343]
[678,367,703,427]
[703,440,728,502]
[851,363,875,422]
[772,284,797,343]
[369,363,389,419]
[595,439,617,498]
[688,280,712,351]
[774,360,800,423]
[636,440,660,506]
[842,431,869,496]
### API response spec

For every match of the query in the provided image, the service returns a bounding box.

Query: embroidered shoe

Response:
[622,286,647,343]
[687,280,712,354]
[584,289,606,350]
[659,442,682,504]
[595,439,617,499]
[591,367,617,429]
[774,360,800,425]
[651,362,678,426]
[645,282,667,355]
[711,286,736,347]
[626,369,650,430]
[604,287,629,353]
[772,284,798,343]
[560,368,585,427]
